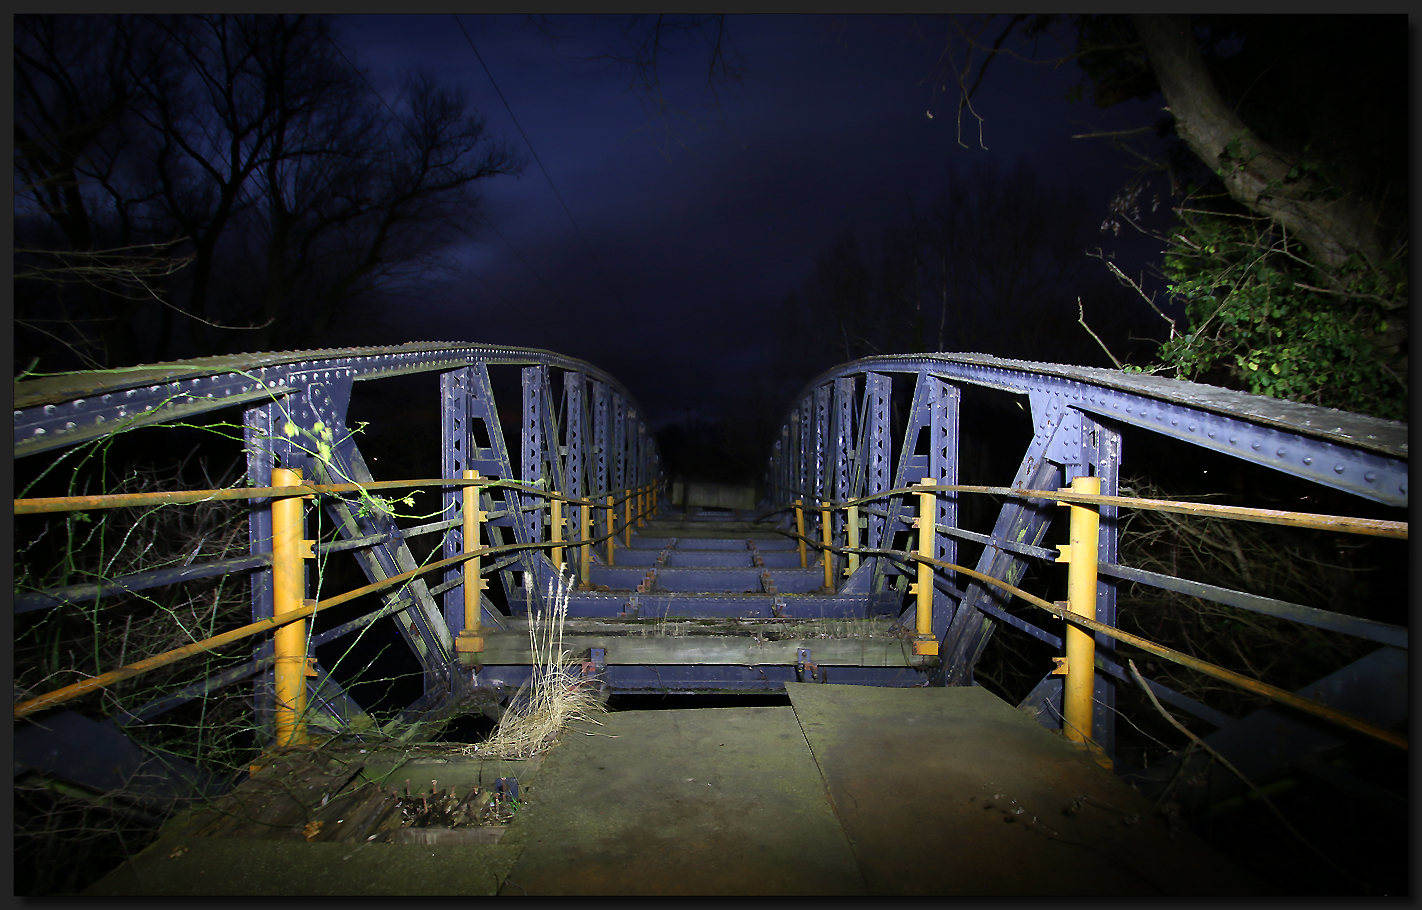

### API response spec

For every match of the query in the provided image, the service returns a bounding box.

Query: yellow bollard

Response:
[912,478,939,656]
[606,494,616,566]
[271,467,311,747]
[1056,475,1103,758]
[795,499,807,568]
[845,504,860,577]
[580,496,592,585]
[551,494,564,569]
[637,485,646,527]
[624,489,633,548]
[821,500,834,591]
[456,470,486,656]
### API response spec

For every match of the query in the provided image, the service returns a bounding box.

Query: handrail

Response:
[844,544,1407,751]
[13,478,666,720]
[15,477,649,515]
[767,482,1406,539]
[769,478,1408,752]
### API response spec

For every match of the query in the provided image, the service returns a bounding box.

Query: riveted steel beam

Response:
[778,353,1405,506]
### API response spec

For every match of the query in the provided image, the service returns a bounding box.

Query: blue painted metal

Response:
[14,710,223,808]
[564,372,586,577]
[11,343,1408,802]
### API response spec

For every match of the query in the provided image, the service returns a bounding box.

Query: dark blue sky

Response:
[337,14,1166,428]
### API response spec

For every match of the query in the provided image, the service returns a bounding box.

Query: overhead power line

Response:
[453,14,629,309]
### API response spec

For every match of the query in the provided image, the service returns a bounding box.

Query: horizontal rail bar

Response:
[9,487,673,720]
[14,554,270,613]
[839,484,1406,539]
[14,477,653,515]
[849,545,1407,751]
[1098,562,1408,649]
[15,516,468,614]
[12,533,569,719]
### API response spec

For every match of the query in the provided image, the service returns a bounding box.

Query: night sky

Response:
[334,14,1167,429]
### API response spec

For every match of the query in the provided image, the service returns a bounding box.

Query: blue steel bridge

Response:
[12,343,1409,894]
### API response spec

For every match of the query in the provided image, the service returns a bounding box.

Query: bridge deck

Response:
[86,685,1265,896]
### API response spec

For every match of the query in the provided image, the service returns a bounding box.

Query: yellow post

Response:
[271,467,310,747]
[794,499,807,568]
[1056,475,1102,758]
[606,494,616,565]
[456,470,486,657]
[913,478,939,657]
[821,500,834,591]
[637,485,646,527]
[624,489,633,548]
[550,493,564,569]
[580,496,592,585]
[845,504,860,577]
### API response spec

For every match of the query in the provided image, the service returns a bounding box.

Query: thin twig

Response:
[1126,659,1371,892]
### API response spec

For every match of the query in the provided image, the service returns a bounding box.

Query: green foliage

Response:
[1154,199,1407,421]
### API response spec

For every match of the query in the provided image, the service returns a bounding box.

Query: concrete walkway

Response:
[87,684,1267,896]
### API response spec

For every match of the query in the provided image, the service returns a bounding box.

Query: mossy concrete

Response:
[497,705,866,895]
[83,685,1270,897]
[84,839,521,896]
[786,682,1271,895]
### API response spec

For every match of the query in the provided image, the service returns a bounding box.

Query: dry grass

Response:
[459,567,606,760]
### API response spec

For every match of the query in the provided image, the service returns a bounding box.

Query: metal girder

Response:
[612,392,627,495]
[14,711,224,810]
[832,377,855,538]
[780,353,1405,506]
[592,380,609,497]
[15,342,656,460]
[522,365,551,544]
[812,383,831,503]
[440,362,535,626]
[938,424,1066,687]
[857,373,893,549]
[884,372,962,640]
[565,372,586,561]
[1128,646,1407,806]
[298,377,452,695]
[798,396,813,500]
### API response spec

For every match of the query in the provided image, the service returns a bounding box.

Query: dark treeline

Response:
[659,158,1160,487]
[764,158,1161,411]
[15,14,521,375]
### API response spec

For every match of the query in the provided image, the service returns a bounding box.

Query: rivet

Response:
[1334,464,1346,474]
[1251,440,1261,451]
[1187,422,1197,432]
[1365,471,1378,483]
[1276,447,1287,457]
[1302,456,1312,466]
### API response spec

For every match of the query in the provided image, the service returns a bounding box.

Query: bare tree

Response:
[14,14,522,371]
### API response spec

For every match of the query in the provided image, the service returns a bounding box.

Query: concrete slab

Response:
[85,839,520,896]
[786,683,1271,896]
[498,706,866,895]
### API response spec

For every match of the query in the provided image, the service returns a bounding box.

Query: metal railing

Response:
[14,344,665,755]
[762,352,1408,769]
[13,473,665,744]
[769,479,1407,754]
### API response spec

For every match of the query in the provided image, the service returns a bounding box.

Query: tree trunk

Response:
[1131,15,1386,273]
